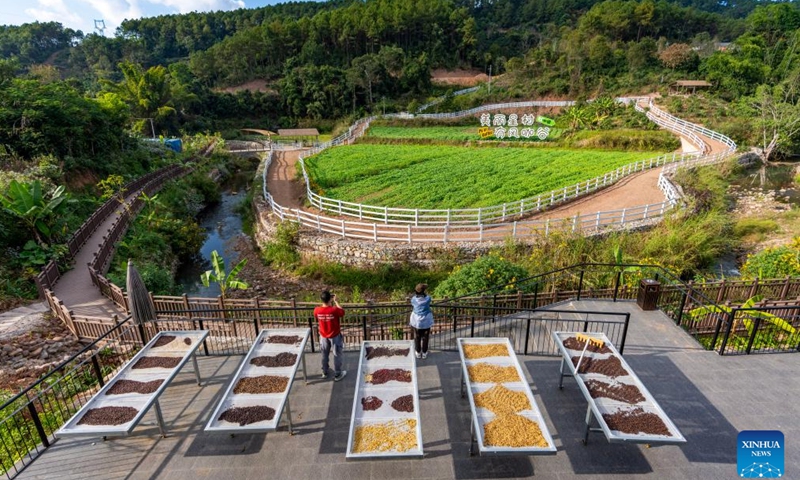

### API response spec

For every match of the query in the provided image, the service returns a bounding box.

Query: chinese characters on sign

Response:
[479,113,555,140]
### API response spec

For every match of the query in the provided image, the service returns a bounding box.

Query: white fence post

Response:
[317,215,321,231]
[545,219,550,236]
[415,209,419,226]
[479,224,483,242]
[512,221,517,238]
[341,219,346,238]
[596,211,601,228]
[643,204,649,219]
[443,224,449,243]
[373,223,377,241]
[407,225,412,243]
[620,208,626,225]
[572,215,578,232]
[384,206,388,224]
[359,204,363,220]
[502,204,507,221]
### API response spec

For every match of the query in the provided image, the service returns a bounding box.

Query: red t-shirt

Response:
[314,305,344,338]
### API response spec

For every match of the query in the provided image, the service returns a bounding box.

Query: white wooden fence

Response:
[295,98,726,226]
[259,97,737,243]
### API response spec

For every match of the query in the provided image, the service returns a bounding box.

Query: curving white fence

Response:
[260,97,737,243]
[296,98,715,226]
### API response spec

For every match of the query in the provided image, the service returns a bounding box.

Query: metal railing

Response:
[0,317,139,479]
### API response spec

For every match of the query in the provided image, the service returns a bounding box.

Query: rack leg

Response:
[302,350,308,385]
[558,358,566,390]
[460,368,466,399]
[192,353,202,386]
[469,417,476,456]
[285,398,295,435]
[583,405,593,446]
[154,400,167,437]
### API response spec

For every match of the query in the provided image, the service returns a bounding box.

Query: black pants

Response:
[413,327,430,354]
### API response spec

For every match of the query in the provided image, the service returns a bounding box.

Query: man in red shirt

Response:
[314,290,347,381]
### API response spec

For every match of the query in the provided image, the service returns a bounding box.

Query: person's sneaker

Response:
[321,372,329,379]
[415,352,422,359]
[333,371,347,382]
[421,352,428,359]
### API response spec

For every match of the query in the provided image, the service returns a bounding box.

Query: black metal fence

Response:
[0,318,139,479]
[716,305,800,355]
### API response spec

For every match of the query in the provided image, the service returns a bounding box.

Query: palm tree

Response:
[564,105,589,131]
[200,250,249,298]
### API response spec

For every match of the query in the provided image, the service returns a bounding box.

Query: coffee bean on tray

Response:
[602,407,671,436]
[361,396,383,411]
[563,336,612,354]
[152,335,176,348]
[391,395,414,413]
[365,346,410,359]
[78,406,138,426]
[132,356,181,369]
[264,335,301,345]
[250,352,298,368]
[106,379,164,395]
[570,355,628,377]
[219,405,276,426]
[585,379,645,404]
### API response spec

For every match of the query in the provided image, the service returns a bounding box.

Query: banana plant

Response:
[688,295,799,343]
[200,250,249,299]
[0,179,70,245]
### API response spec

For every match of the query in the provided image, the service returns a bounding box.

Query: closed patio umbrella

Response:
[126,259,157,328]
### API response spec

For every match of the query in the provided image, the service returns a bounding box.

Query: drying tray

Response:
[457,337,557,456]
[57,330,208,438]
[553,331,686,445]
[205,328,310,434]
[346,340,423,459]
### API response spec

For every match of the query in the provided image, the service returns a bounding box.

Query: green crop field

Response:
[367,125,563,142]
[304,144,665,209]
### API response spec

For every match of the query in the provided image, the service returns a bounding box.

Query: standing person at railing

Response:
[409,283,434,359]
[314,290,347,381]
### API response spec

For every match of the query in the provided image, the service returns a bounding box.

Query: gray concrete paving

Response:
[17,301,800,479]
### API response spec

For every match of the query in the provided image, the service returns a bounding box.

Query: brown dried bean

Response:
[570,355,628,377]
[132,356,181,369]
[563,336,611,354]
[264,335,302,345]
[106,379,164,395]
[365,346,410,359]
[250,352,298,368]
[585,379,645,404]
[218,405,276,426]
[390,394,414,413]
[366,369,412,384]
[233,375,289,394]
[602,407,671,436]
[151,335,176,348]
[361,396,383,411]
[77,406,138,426]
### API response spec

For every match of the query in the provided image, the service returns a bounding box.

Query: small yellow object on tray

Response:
[467,363,520,383]
[474,385,531,415]
[463,343,510,359]
[483,414,548,448]
[353,419,418,453]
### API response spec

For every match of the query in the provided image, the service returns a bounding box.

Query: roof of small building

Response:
[277,128,320,137]
[672,80,712,87]
[241,128,277,136]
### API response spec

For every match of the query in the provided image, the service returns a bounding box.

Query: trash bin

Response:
[637,279,661,311]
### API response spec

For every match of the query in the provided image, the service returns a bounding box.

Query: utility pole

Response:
[488,64,492,94]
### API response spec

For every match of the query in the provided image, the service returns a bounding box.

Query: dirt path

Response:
[267,150,306,208]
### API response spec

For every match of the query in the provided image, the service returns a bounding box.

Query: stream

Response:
[175,172,250,297]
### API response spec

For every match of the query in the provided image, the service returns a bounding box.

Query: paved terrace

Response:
[18,301,800,479]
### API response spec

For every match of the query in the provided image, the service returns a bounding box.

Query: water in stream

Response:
[176,173,250,296]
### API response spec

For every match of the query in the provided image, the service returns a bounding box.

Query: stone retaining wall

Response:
[254,198,496,266]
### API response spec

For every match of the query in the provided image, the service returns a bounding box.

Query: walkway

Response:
[18,301,799,479]
[52,197,140,318]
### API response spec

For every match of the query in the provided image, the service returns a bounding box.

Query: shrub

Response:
[261,221,301,268]
[434,254,529,298]
[740,238,800,279]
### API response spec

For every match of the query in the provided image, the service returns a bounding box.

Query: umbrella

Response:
[126,259,157,327]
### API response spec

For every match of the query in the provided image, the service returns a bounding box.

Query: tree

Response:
[200,250,249,298]
[0,180,70,246]
[747,78,800,185]
[658,43,698,70]
[102,62,177,135]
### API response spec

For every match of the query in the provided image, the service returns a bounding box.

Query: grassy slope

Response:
[368,125,563,142]
[305,144,665,209]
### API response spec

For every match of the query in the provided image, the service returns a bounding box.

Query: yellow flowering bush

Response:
[740,237,800,279]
